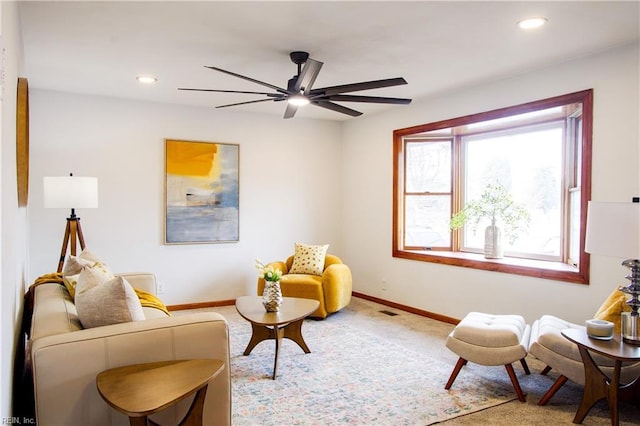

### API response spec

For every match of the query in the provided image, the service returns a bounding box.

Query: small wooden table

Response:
[235,296,319,379]
[96,359,224,426]
[562,329,640,425]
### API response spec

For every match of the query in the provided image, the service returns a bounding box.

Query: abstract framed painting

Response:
[164,139,239,244]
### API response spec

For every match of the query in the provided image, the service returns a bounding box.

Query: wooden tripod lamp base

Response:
[56,213,87,273]
[43,174,98,273]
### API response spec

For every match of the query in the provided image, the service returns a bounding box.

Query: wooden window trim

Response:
[392,90,593,284]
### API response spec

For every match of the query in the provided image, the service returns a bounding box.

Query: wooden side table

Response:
[562,329,640,425]
[96,359,224,426]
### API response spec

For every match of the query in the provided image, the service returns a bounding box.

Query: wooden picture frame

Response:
[164,139,239,244]
[16,77,29,207]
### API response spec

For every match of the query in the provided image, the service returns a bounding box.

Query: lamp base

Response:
[621,312,640,345]
[56,216,86,273]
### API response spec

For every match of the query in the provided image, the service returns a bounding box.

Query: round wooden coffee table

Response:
[96,358,224,426]
[235,296,319,379]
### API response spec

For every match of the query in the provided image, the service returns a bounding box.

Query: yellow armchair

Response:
[257,254,352,319]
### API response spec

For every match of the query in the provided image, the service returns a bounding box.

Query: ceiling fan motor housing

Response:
[290,51,309,65]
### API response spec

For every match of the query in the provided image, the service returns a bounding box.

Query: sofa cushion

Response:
[289,243,329,275]
[75,267,145,329]
[450,312,526,348]
[30,283,83,340]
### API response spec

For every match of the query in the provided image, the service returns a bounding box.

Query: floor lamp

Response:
[585,200,640,345]
[44,174,98,272]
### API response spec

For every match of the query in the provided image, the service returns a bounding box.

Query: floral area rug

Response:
[227,310,516,425]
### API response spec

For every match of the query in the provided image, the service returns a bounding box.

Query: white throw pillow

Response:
[75,267,144,329]
[62,248,113,299]
[62,248,102,276]
[289,243,329,276]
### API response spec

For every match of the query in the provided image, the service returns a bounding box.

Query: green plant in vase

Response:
[450,183,531,258]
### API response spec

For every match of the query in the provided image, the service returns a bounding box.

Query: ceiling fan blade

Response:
[178,88,281,97]
[205,65,288,94]
[312,101,363,117]
[294,58,323,94]
[310,77,408,96]
[215,98,277,109]
[283,103,298,119]
[318,94,412,104]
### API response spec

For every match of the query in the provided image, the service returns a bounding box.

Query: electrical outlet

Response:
[381,280,388,291]
[157,281,166,294]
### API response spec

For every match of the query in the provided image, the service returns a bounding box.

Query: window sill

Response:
[393,249,587,284]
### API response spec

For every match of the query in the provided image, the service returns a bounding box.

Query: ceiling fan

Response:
[178,51,412,119]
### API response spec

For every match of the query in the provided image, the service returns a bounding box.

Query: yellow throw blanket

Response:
[30,272,170,316]
[134,288,170,315]
[33,272,64,286]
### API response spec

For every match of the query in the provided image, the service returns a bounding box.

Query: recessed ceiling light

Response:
[517,17,548,30]
[136,75,158,84]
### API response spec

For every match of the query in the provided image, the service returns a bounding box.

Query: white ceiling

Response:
[18,1,640,121]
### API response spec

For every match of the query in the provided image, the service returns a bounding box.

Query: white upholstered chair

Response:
[528,314,640,405]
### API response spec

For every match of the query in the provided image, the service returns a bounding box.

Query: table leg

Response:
[273,326,284,379]
[242,323,283,379]
[243,323,274,355]
[273,319,313,378]
[282,318,312,353]
[621,375,640,400]
[242,319,312,379]
[127,386,208,426]
[573,346,620,425]
[609,361,621,426]
[129,416,148,426]
[178,385,208,426]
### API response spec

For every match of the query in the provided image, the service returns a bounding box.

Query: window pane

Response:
[405,195,451,247]
[405,141,451,193]
[463,124,563,257]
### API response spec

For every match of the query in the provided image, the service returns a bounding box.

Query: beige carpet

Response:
[178,297,640,425]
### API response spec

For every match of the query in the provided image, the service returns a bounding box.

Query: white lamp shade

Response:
[43,176,99,209]
[585,201,640,259]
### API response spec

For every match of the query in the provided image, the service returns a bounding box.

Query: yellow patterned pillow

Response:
[594,287,631,334]
[289,243,329,275]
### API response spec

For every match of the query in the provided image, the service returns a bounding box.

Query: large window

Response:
[393,90,592,283]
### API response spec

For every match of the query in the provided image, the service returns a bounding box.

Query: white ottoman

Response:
[445,312,531,402]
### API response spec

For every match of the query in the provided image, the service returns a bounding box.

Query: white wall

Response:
[342,43,640,325]
[1,0,28,418]
[27,92,343,304]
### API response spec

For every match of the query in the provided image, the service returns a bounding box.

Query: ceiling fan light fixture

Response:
[288,94,310,106]
[517,17,548,30]
[136,75,158,84]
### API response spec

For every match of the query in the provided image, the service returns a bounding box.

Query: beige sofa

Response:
[28,272,231,426]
